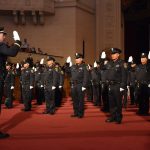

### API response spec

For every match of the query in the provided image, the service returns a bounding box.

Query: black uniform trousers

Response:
[101,83,109,112]
[4,84,13,108]
[71,83,85,116]
[35,86,44,105]
[108,84,122,121]
[44,86,55,113]
[137,84,149,114]
[22,86,32,110]
[55,87,63,107]
[86,83,93,101]
[129,85,136,105]
[92,83,101,106]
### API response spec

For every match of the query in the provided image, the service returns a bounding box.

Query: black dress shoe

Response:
[42,111,49,114]
[78,115,84,119]
[70,114,78,117]
[105,118,115,123]
[0,132,10,139]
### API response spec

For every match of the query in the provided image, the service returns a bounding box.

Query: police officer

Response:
[55,62,64,107]
[105,48,127,124]
[86,64,93,102]
[42,56,57,115]
[20,60,34,111]
[4,62,15,108]
[0,27,21,138]
[127,56,137,105]
[34,61,44,105]
[99,51,110,112]
[135,53,150,116]
[66,53,89,118]
[91,61,101,106]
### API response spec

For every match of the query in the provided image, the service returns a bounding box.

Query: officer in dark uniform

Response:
[4,62,15,108]
[55,62,64,107]
[42,56,57,115]
[127,59,137,105]
[99,51,110,112]
[91,61,101,106]
[66,53,89,118]
[86,64,93,102]
[105,48,127,124]
[20,60,34,111]
[0,27,21,138]
[135,53,150,116]
[34,62,44,105]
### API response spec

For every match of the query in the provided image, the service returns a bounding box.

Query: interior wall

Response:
[76,7,96,64]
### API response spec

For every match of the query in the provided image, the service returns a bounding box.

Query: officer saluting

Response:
[66,53,89,118]
[105,48,127,124]
[0,27,21,138]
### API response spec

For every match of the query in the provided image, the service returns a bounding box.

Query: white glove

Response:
[34,68,37,72]
[69,61,72,67]
[32,67,35,70]
[128,56,133,63]
[148,84,150,88]
[101,51,106,59]
[59,86,62,89]
[104,60,108,65]
[127,86,129,89]
[11,86,14,90]
[13,31,20,41]
[52,86,56,90]
[94,61,97,68]
[41,85,44,88]
[82,87,86,91]
[40,58,44,64]
[16,63,19,69]
[30,86,33,89]
[120,88,124,92]
[148,51,150,60]
[66,56,71,63]
[88,64,91,70]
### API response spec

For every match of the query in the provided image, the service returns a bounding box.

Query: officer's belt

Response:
[92,81,99,85]
[70,80,82,85]
[107,81,120,85]
[22,82,30,85]
[135,80,148,85]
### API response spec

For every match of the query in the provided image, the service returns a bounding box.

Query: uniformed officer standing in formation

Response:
[127,56,137,105]
[134,53,150,116]
[34,60,44,105]
[99,51,110,112]
[42,56,57,115]
[65,53,89,118]
[4,62,15,108]
[91,61,101,106]
[105,48,127,124]
[0,27,21,138]
[20,60,34,111]
[55,62,64,107]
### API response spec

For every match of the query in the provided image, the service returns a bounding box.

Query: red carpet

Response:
[0,98,150,150]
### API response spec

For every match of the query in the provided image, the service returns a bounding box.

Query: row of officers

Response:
[2,48,150,124]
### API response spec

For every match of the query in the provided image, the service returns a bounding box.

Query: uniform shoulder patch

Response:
[55,67,59,72]
[61,70,64,75]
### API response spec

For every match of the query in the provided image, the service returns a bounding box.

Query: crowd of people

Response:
[0,26,150,139]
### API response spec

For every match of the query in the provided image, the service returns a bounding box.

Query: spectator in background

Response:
[21,38,29,52]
